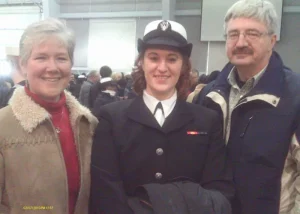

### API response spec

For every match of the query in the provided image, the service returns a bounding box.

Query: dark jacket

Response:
[0,79,23,109]
[198,51,300,214]
[67,80,78,98]
[71,81,84,99]
[79,80,94,108]
[0,80,26,109]
[92,92,120,116]
[90,96,234,214]
[128,182,231,214]
[89,81,102,107]
[0,84,10,109]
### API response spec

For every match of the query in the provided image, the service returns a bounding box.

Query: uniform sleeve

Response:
[200,113,235,201]
[89,110,134,214]
[0,153,9,213]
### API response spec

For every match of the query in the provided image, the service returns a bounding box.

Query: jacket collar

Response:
[126,96,194,134]
[213,51,285,99]
[9,87,97,133]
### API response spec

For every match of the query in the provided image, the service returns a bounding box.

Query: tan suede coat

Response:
[0,87,98,214]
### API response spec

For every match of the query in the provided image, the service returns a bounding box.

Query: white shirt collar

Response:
[143,90,177,118]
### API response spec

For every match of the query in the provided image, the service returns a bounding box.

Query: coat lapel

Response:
[162,100,194,134]
[126,96,161,130]
[126,97,194,133]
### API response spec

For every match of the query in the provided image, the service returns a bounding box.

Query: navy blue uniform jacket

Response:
[90,96,234,214]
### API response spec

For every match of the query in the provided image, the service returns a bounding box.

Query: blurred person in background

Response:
[2,77,12,88]
[124,73,137,99]
[72,74,85,99]
[111,71,122,82]
[6,47,26,88]
[191,70,221,104]
[67,73,77,97]
[189,68,199,93]
[111,72,126,98]
[78,70,100,108]
[89,65,112,107]
[0,77,10,109]
[186,72,207,103]
[0,18,97,214]
[0,47,26,108]
[92,77,120,116]
[117,73,128,98]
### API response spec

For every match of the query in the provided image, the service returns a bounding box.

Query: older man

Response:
[0,47,26,108]
[196,0,300,214]
[78,70,100,108]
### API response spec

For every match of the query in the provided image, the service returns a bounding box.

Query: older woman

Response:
[0,18,98,214]
[90,20,234,214]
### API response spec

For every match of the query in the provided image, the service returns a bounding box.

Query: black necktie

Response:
[154,102,165,126]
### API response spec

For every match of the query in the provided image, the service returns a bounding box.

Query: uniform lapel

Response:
[126,97,194,133]
[162,100,194,134]
[126,96,162,130]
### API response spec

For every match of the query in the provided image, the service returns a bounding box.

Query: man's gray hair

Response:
[19,18,75,65]
[224,0,278,34]
[87,70,99,78]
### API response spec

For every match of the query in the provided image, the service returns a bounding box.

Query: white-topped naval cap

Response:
[137,20,193,57]
[143,20,188,40]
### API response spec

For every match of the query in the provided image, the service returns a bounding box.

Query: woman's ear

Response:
[138,59,143,67]
[139,59,145,72]
[19,58,26,76]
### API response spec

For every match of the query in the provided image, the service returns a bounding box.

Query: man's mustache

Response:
[233,48,253,55]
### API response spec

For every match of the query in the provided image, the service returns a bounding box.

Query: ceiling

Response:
[0,0,42,5]
[55,0,159,4]
[0,0,299,9]
[54,0,300,6]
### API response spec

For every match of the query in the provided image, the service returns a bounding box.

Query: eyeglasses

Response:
[224,30,271,42]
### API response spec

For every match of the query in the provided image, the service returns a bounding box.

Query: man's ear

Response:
[270,34,277,50]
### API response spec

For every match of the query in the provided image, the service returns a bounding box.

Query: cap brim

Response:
[146,37,183,48]
[138,38,192,57]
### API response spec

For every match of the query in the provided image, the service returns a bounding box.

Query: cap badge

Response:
[159,21,170,31]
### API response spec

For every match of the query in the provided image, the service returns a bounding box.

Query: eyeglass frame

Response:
[224,29,273,43]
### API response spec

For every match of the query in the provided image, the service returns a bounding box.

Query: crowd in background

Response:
[0,62,217,113]
[66,66,137,114]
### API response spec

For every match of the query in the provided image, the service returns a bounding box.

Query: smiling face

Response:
[21,36,72,102]
[225,17,276,70]
[142,48,183,100]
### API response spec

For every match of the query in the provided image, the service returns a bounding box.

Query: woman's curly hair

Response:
[131,51,191,100]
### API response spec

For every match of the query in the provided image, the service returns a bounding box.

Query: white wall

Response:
[0,5,41,76]
[43,0,60,18]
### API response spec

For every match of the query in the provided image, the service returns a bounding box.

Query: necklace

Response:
[54,109,64,134]
[55,127,61,134]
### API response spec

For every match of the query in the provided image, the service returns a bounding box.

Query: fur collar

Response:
[9,87,98,133]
